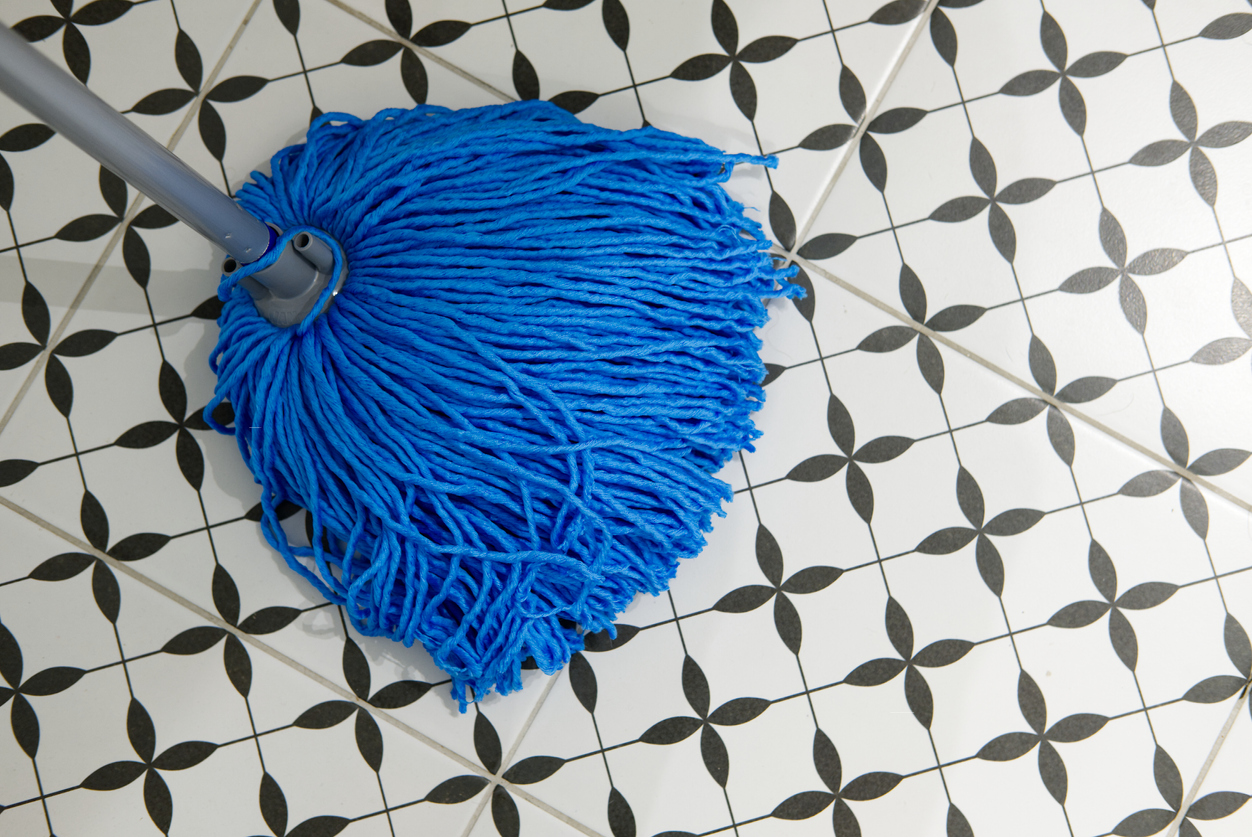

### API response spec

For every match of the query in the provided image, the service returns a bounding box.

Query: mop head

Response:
[207,100,799,707]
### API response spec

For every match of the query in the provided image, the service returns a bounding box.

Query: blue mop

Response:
[0,25,798,707]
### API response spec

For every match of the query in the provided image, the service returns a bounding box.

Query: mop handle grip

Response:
[0,23,273,263]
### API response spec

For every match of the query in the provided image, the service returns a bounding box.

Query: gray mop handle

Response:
[0,23,272,264]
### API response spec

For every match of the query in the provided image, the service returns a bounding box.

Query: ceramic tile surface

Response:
[0,0,1250,835]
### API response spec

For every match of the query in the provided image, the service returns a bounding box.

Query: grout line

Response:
[318,0,515,103]
[503,668,561,769]
[175,0,265,153]
[792,254,1252,515]
[0,492,609,835]
[0,0,263,444]
[0,495,489,777]
[458,789,493,837]
[1164,684,1250,837]
[511,781,610,837]
[0,215,131,443]
[456,670,586,837]
[792,0,940,247]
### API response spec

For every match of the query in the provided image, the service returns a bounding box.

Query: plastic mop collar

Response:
[206,101,799,705]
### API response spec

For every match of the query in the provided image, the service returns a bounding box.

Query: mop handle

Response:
[0,23,273,264]
[0,22,345,325]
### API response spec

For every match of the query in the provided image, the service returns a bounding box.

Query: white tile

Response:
[939,1,1054,100]
[943,750,1074,836]
[793,563,895,690]
[607,730,736,836]
[503,666,615,833]
[1081,52,1177,172]
[1154,0,1252,42]
[1015,621,1147,723]
[1132,582,1234,706]
[809,683,945,790]
[720,697,822,820]
[508,3,635,103]
[850,770,950,837]
[740,360,839,486]
[922,640,1027,764]
[1042,0,1164,65]
[1060,712,1161,837]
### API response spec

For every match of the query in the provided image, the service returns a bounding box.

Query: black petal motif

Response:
[20,666,85,696]
[1188,792,1251,820]
[708,697,769,726]
[869,107,927,134]
[82,759,147,791]
[682,656,710,719]
[412,20,472,47]
[797,233,856,260]
[492,785,520,837]
[700,724,730,786]
[474,711,502,774]
[1047,406,1074,465]
[238,607,301,635]
[916,527,978,555]
[55,213,118,242]
[81,491,109,551]
[427,775,490,803]
[930,9,958,67]
[29,552,93,581]
[287,816,349,837]
[987,398,1047,425]
[161,626,226,655]
[0,459,39,487]
[769,192,796,252]
[671,55,731,83]
[800,124,855,151]
[503,755,564,784]
[738,36,796,63]
[369,680,430,708]
[640,716,703,745]
[602,0,629,50]
[293,701,357,730]
[1180,480,1206,536]
[275,0,301,35]
[773,790,835,820]
[786,455,847,483]
[340,40,404,67]
[128,698,156,763]
[207,76,268,102]
[342,638,370,700]
[870,0,927,25]
[550,91,599,114]
[845,658,907,686]
[842,771,903,801]
[355,709,383,772]
[224,635,251,697]
[260,772,287,837]
[511,51,540,100]
[152,740,216,771]
[839,66,866,121]
[110,533,170,562]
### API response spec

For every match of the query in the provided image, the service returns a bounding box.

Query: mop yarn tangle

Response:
[207,100,800,707]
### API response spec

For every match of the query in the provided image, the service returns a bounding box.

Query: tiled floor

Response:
[1,0,1250,835]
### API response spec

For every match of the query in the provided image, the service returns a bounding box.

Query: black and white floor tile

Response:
[1,1,1249,835]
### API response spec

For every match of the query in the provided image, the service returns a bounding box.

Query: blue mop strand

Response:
[206,99,800,708]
